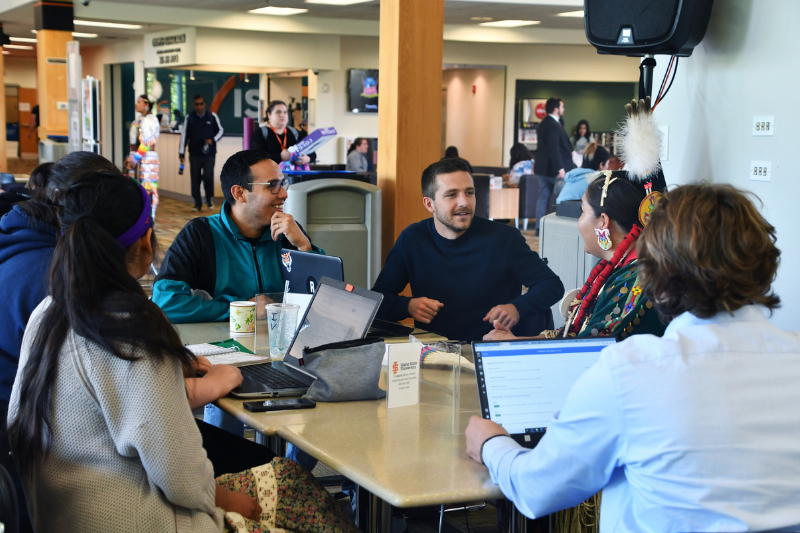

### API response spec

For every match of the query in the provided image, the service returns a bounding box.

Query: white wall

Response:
[3,57,37,88]
[442,68,506,166]
[313,36,380,164]
[652,0,799,330]
[313,37,639,165]
[195,28,340,71]
[268,77,303,111]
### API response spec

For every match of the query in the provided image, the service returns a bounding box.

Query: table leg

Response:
[254,431,287,457]
[355,487,393,533]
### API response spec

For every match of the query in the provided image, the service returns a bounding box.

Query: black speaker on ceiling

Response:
[584,0,714,57]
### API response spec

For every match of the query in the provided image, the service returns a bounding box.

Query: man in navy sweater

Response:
[372,158,564,341]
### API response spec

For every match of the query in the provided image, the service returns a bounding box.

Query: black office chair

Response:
[0,463,19,533]
[472,174,491,219]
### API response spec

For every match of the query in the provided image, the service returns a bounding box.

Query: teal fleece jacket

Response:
[152,202,322,323]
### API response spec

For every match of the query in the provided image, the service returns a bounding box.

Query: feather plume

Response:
[617,110,662,181]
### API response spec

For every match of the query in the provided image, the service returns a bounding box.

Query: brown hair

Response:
[638,183,780,322]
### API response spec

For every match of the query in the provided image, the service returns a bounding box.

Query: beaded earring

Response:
[595,228,612,251]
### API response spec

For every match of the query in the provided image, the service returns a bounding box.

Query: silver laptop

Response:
[472,336,616,448]
[231,277,383,398]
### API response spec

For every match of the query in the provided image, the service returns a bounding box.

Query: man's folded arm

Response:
[372,237,412,321]
[152,219,225,323]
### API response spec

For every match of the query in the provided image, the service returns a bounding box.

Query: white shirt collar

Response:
[549,113,560,123]
[664,305,769,336]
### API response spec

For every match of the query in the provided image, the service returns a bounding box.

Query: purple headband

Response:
[116,185,153,248]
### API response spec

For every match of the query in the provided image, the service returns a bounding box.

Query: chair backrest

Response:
[472,166,509,176]
[0,463,19,533]
[471,174,491,218]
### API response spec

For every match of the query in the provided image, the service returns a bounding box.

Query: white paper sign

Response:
[386,342,421,409]
[144,27,196,68]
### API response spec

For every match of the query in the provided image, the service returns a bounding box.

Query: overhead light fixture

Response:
[4,44,34,50]
[35,29,98,38]
[305,0,372,4]
[557,10,584,17]
[189,70,195,81]
[248,6,308,15]
[244,74,250,83]
[470,16,493,21]
[479,20,540,28]
[10,37,37,43]
[73,20,143,30]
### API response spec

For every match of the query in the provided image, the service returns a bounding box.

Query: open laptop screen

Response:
[473,337,616,435]
[287,282,379,359]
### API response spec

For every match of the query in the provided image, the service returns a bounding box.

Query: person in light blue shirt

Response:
[556,142,610,204]
[466,183,800,533]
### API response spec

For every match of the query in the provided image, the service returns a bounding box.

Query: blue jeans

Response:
[535,174,556,230]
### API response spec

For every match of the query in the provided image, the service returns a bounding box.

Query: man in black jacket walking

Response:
[180,95,224,211]
[535,97,574,233]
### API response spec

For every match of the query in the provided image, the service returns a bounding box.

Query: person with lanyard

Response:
[126,94,161,220]
[486,98,667,342]
[248,100,316,171]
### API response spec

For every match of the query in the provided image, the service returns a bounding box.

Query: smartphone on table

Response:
[244,398,316,412]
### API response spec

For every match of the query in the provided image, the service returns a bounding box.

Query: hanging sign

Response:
[144,27,196,68]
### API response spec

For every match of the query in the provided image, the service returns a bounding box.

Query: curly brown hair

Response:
[638,183,781,322]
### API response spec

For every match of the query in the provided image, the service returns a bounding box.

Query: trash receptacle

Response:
[283,179,381,289]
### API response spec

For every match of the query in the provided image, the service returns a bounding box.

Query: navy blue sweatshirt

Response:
[372,217,564,341]
[0,205,58,403]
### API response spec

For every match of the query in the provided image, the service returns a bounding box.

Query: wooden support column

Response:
[36,30,72,139]
[34,0,74,140]
[378,0,445,261]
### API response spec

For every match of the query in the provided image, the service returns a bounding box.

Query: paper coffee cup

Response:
[230,301,256,334]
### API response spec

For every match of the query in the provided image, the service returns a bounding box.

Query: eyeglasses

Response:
[249,178,289,194]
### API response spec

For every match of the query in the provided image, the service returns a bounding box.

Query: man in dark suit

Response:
[535,97,575,233]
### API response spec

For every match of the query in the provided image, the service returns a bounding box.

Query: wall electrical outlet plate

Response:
[750,161,772,182]
[752,116,775,136]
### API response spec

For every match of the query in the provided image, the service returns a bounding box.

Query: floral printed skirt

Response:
[216,457,359,533]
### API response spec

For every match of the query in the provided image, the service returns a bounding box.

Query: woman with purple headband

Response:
[6,172,358,532]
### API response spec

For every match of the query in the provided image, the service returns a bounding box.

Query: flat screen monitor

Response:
[348,69,379,113]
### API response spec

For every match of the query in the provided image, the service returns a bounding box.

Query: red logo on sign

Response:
[535,103,546,119]
[392,361,399,375]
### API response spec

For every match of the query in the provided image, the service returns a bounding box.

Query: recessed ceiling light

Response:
[557,10,584,17]
[4,44,34,50]
[305,0,372,4]
[73,20,143,29]
[479,20,540,28]
[72,32,99,38]
[248,6,308,15]
[470,16,493,21]
[10,37,37,43]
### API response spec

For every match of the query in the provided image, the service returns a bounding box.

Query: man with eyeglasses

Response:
[153,150,322,324]
[179,94,225,212]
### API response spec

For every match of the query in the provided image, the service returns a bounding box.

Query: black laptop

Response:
[232,277,383,398]
[280,249,344,294]
[472,336,616,448]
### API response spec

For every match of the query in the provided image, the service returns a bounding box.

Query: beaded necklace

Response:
[566,224,642,336]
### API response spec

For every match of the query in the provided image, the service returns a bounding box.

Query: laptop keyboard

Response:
[240,364,308,390]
